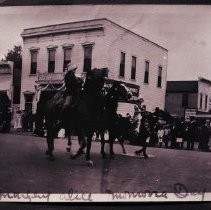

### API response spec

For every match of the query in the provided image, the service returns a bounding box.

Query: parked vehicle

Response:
[0,92,11,132]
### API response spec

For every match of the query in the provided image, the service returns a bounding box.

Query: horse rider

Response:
[60,62,83,124]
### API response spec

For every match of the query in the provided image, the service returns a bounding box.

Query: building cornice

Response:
[198,76,211,85]
[61,43,74,49]
[21,23,104,38]
[21,18,167,52]
[29,47,40,51]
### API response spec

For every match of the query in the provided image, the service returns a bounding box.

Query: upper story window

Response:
[200,93,203,109]
[157,66,162,88]
[144,61,149,84]
[83,45,93,72]
[205,95,208,110]
[30,50,38,75]
[48,49,56,73]
[131,56,136,80]
[182,93,188,107]
[119,52,125,77]
[63,48,72,72]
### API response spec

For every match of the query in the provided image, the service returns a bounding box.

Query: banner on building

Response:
[185,108,197,121]
[105,79,140,97]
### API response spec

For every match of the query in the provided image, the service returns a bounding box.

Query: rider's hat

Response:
[67,63,78,71]
[134,105,139,110]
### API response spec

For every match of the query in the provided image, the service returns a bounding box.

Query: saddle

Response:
[46,92,65,113]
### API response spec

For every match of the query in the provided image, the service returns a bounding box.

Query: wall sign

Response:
[185,108,197,121]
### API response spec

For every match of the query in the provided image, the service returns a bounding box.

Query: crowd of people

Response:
[13,109,34,132]
[124,108,210,152]
[12,105,210,152]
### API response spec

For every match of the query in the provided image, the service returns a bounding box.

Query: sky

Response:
[1,5,211,81]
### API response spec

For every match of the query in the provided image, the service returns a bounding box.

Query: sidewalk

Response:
[7,127,211,152]
[9,127,38,137]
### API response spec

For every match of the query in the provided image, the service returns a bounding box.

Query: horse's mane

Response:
[104,82,128,120]
[83,68,108,94]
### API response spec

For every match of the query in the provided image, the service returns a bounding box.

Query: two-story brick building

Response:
[165,77,211,120]
[20,18,168,114]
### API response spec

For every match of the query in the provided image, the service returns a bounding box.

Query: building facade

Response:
[165,77,211,119]
[0,61,13,101]
[20,18,168,114]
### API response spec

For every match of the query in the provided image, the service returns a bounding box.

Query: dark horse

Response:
[99,82,133,159]
[100,106,159,159]
[44,68,108,166]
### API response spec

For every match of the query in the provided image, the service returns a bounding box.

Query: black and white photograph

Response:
[0,4,211,204]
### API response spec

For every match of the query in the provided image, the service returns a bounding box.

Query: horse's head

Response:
[84,68,109,93]
[109,81,132,101]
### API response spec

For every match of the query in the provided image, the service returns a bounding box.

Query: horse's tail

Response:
[44,91,65,125]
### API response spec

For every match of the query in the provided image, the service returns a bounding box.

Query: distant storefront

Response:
[0,61,13,101]
[165,77,211,120]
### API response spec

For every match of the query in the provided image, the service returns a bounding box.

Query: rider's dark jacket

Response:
[64,71,83,97]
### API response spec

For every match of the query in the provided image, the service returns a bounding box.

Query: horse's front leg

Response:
[85,133,94,167]
[100,131,107,159]
[142,140,149,159]
[66,134,72,154]
[109,132,115,159]
[134,138,148,159]
[134,134,143,155]
[46,130,55,161]
[118,136,126,154]
[71,129,86,159]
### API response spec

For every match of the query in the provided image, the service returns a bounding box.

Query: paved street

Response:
[0,133,211,195]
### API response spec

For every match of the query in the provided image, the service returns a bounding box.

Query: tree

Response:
[4,45,22,69]
[3,45,22,104]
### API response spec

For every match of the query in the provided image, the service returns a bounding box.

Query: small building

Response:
[20,18,168,114]
[0,61,13,101]
[165,77,211,120]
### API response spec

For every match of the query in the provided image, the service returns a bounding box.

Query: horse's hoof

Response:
[123,150,127,154]
[103,168,109,173]
[48,155,55,161]
[45,150,50,156]
[144,155,149,159]
[135,151,140,156]
[70,155,76,160]
[101,152,107,159]
[81,150,85,154]
[66,147,70,152]
[102,154,107,159]
[86,160,94,167]
[110,154,115,159]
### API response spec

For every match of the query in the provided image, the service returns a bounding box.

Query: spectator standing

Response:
[14,110,22,131]
[135,120,151,157]
[21,110,29,132]
[170,122,177,149]
[28,111,34,132]
[133,105,142,133]
[175,121,184,149]
[157,125,164,148]
[163,124,171,148]
[204,120,210,151]
[186,116,197,150]
[183,121,189,149]
[198,120,210,151]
